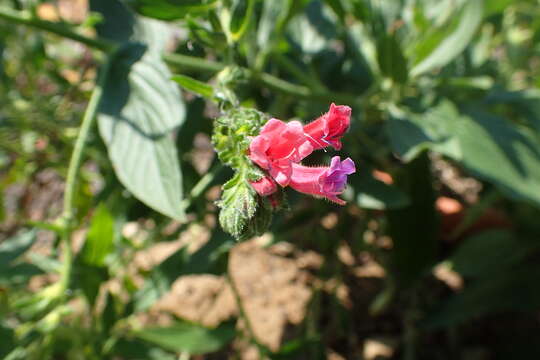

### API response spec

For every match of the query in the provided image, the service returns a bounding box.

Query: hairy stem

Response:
[59,55,112,291]
[62,57,111,223]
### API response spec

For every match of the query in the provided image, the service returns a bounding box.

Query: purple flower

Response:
[289,156,356,205]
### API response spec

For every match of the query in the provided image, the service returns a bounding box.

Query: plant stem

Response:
[0,6,116,53]
[163,53,225,73]
[62,57,111,223]
[180,164,225,211]
[59,55,112,291]
[165,52,358,103]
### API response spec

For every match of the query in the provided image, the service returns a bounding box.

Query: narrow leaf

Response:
[171,74,214,98]
[81,203,115,267]
[0,230,35,268]
[410,0,483,77]
[126,0,218,21]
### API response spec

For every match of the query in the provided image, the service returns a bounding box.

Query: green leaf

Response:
[0,263,41,287]
[376,33,408,83]
[424,264,540,329]
[126,0,218,21]
[388,100,540,207]
[485,89,540,132]
[257,0,292,50]
[217,173,258,239]
[0,231,41,286]
[90,0,172,52]
[484,0,513,17]
[229,0,256,41]
[171,74,214,98]
[386,103,461,162]
[76,263,109,306]
[98,45,185,220]
[135,321,236,355]
[80,203,115,267]
[91,0,186,220]
[410,0,483,77]
[287,0,337,55]
[0,230,35,268]
[387,153,438,287]
[350,171,410,210]
[447,230,539,278]
[0,326,15,359]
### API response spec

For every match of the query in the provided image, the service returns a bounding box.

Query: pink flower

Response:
[249,119,313,186]
[289,156,356,205]
[303,103,351,150]
[249,176,278,196]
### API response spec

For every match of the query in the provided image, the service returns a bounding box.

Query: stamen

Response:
[304,132,327,152]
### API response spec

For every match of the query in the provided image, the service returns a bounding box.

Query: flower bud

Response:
[249,176,278,196]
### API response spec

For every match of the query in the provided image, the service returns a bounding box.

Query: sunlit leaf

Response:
[126,0,218,21]
[171,74,213,98]
[98,46,185,220]
[387,100,540,207]
[80,203,115,267]
[410,1,483,77]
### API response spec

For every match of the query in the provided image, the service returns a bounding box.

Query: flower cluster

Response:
[248,103,355,205]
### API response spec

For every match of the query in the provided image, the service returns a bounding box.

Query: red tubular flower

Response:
[289,156,356,205]
[249,176,278,196]
[249,119,313,186]
[303,103,351,150]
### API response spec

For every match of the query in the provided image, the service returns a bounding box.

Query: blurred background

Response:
[2,0,540,359]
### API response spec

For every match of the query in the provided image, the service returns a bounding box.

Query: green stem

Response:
[163,53,225,73]
[0,6,116,53]
[62,57,112,223]
[180,164,225,211]
[59,55,113,291]
[165,52,357,103]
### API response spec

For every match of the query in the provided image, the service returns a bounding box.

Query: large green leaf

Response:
[410,0,483,77]
[387,100,540,207]
[91,0,186,220]
[90,0,172,51]
[135,321,236,355]
[98,46,185,220]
